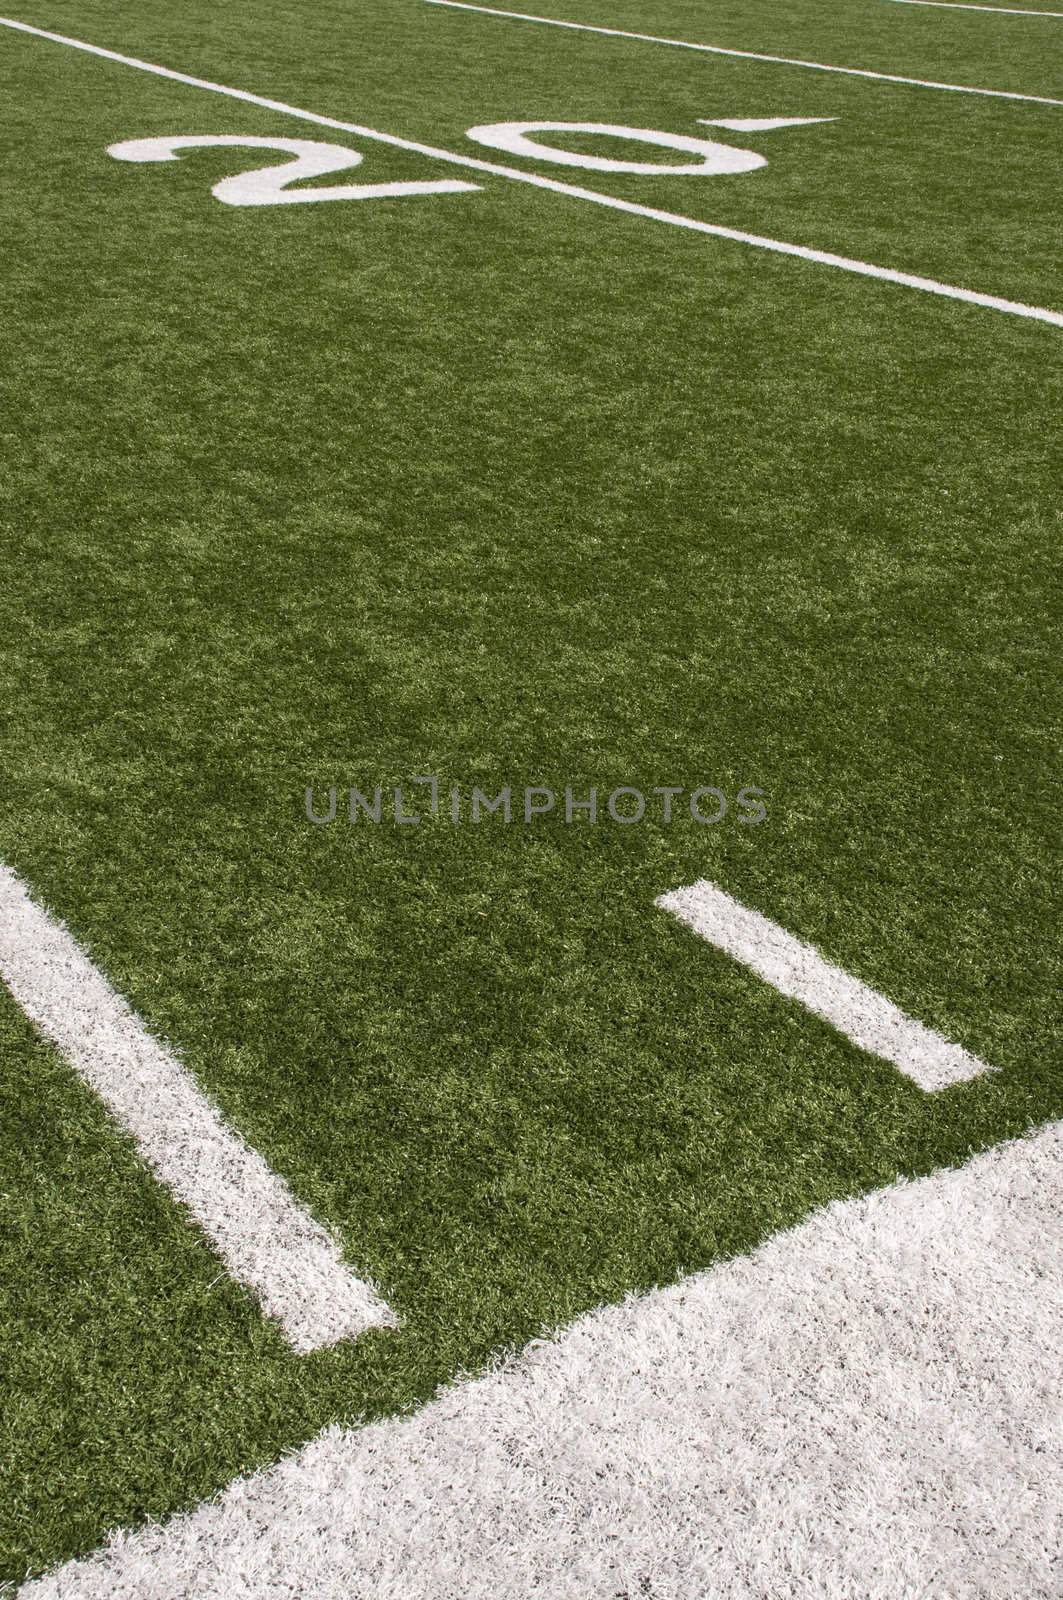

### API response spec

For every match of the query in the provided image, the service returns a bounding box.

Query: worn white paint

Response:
[20,1122,1062,1597]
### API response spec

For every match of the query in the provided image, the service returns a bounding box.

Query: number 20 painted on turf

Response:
[107,118,834,207]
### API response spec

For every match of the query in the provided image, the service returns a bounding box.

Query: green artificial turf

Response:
[0,0,1060,1583]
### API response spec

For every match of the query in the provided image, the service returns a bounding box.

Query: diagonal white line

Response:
[425,0,1063,104]
[889,0,1063,14]
[657,879,994,1090]
[17,1122,1061,1597]
[1,13,1061,326]
[0,863,396,1352]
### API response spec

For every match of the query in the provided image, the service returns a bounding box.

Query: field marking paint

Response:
[657,879,993,1090]
[425,0,1063,105]
[0,864,396,1352]
[700,115,838,130]
[109,134,479,203]
[1,16,1061,330]
[889,0,1063,15]
[465,119,769,173]
[19,1122,1061,1598]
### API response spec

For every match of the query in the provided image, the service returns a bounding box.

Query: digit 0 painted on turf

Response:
[463,118,833,175]
[0,15,1059,326]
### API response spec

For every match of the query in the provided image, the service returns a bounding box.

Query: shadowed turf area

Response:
[0,0,1060,1584]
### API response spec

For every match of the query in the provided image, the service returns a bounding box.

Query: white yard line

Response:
[657,879,993,1089]
[0,863,395,1352]
[20,1120,1062,1598]
[889,0,1063,15]
[1,14,1061,327]
[425,0,1063,103]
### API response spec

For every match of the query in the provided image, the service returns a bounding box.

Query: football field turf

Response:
[0,0,1060,1588]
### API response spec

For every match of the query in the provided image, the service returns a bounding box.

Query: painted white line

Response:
[425,0,1063,104]
[0,863,396,1352]
[20,1121,1062,1598]
[657,879,993,1089]
[890,0,1063,15]
[700,114,838,130]
[1,14,1061,328]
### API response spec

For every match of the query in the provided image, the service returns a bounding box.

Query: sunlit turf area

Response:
[0,0,1060,1587]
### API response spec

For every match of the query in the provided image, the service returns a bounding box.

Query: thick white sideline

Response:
[0,15,1061,327]
[0,863,395,1352]
[657,879,993,1089]
[426,0,1063,104]
[21,1121,1062,1598]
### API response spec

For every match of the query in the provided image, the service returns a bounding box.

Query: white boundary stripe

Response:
[20,1121,1062,1598]
[657,879,993,1089]
[890,0,1063,14]
[1,15,1061,327]
[425,0,1063,104]
[0,864,396,1352]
